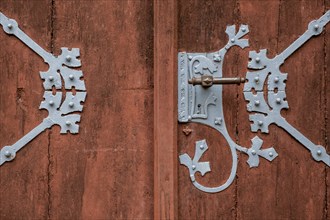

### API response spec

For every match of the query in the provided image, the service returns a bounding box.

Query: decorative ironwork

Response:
[178,11,330,193]
[244,11,330,166]
[0,12,87,166]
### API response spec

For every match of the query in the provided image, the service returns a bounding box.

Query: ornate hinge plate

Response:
[0,12,87,166]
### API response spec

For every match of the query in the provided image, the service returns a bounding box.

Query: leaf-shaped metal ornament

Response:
[0,12,87,166]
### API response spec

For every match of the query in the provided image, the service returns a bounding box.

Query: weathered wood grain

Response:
[0,1,52,219]
[154,0,178,219]
[50,1,154,219]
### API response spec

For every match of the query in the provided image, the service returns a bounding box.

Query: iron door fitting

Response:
[178,11,330,193]
[0,12,87,166]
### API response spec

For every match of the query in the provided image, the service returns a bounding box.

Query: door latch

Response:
[188,76,245,87]
[178,24,278,193]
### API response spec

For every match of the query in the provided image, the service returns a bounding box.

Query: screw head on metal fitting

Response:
[251,150,256,155]
[241,27,246,32]
[192,164,196,170]
[66,55,72,62]
[254,100,260,106]
[276,98,281,104]
[258,120,263,126]
[68,102,74,108]
[200,145,204,150]
[269,152,273,157]
[316,150,322,156]
[49,100,54,106]
[65,121,71,126]
[274,77,279,83]
[4,150,11,158]
[255,57,260,63]
[48,76,54,81]
[69,74,74,80]
[230,38,235,43]
[314,24,319,30]
[254,76,259,83]
[7,23,13,29]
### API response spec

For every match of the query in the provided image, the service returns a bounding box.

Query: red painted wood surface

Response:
[154,0,178,219]
[0,0,328,219]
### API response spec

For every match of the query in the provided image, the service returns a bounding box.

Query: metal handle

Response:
[188,75,245,87]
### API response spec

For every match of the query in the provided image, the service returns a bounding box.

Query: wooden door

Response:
[0,0,329,219]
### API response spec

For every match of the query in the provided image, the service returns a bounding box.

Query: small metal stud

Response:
[269,152,273,157]
[190,175,195,182]
[188,55,193,60]
[255,57,260,63]
[200,145,204,150]
[254,100,260,106]
[276,98,281,104]
[69,74,74,80]
[251,150,256,155]
[314,24,319,30]
[258,120,263,126]
[4,150,11,158]
[66,55,72,62]
[65,121,71,126]
[254,76,259,83]
[274,77,279,83]
[192,165,196,170]
[317,150,322,156]
[48,76,54,81]
[68,102,74,108]
[214,117,222,125]
[7,23,13,29]
[231,38,235,43]
[188,116,192,121]
[49,100,54,106]
[241,27,246,32]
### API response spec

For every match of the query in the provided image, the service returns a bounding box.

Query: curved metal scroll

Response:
[0,12,87,166]
[178,24,277,193]
[244,11,330,166]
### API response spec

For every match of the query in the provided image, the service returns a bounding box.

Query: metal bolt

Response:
[254,100,260,106]
[65,121,71,126]
[251,150,256,155]
[276,98,281,104]
[213,54,221,62]
[254,76,259,83]
[231,38,235,43]
[49,100,54,106]
[214,117,222,125]
[317,150,322,156]
[241,27,246,32]
[314,24,319,30]
[49,76,54,81]
[255,57,260,63]
[4,150,11,158]
[274,77,279,83]
[258,120,263,126]
[188,55,193,60]
[200,145,204,150]
[69,74,74,80]
[7,23,13,29]
[69,102,74,108]
[192,165,196,170]
[190,175,195,182]
[188,116,192,121]
[269,152,273,157]
[66,55,72,62]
